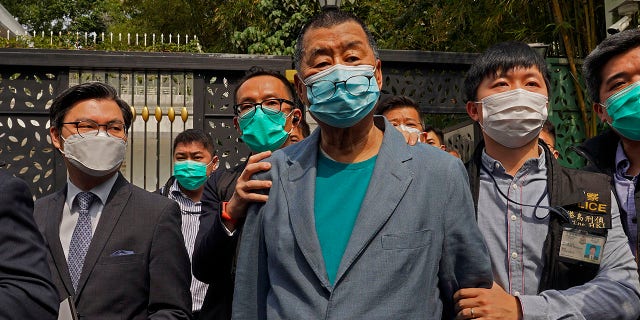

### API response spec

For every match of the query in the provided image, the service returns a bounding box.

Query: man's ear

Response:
[233,116,241,134]
[210,155,220,172]
[50,126,63,150]
[294,73,309,106]
[291,109,303,126]
[466,101,481,122]
[374,59,383,90]
[593,102,609,122]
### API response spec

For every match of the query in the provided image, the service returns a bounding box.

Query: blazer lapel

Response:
[285,131,333,289]
[45,188,75,297]
[75,174,131,296]
[334,119,413,285]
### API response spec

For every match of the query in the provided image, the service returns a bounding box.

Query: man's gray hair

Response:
[294,10,379,73]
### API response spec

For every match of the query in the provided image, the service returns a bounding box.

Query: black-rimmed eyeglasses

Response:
[306,74,375,100]
[233,98,295,119]
[62,120,127,138]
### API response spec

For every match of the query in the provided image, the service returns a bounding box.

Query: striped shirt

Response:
[166,179,208,312]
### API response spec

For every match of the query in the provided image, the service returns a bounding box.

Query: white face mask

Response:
[60,131,127,177]
[478,89,548,148]
[397,124,421,135]
[397,124,426,143]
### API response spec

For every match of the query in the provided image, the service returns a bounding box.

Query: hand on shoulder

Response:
[223,151,273,230]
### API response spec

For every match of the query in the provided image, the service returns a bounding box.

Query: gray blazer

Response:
[34,173,192,319]
[233,117,493,320]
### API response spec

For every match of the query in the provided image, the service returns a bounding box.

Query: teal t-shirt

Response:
[315,151,377,285]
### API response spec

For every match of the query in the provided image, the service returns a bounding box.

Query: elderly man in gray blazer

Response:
[232,10,493,320]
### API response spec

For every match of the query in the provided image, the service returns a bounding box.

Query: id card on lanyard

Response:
[559,227,606,265]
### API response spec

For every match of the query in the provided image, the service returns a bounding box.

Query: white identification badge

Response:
[558,228,606,265]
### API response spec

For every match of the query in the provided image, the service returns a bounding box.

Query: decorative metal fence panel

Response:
[0,49,588,199]
[198,70,251,171]
[0,67,67,198]
[380,50,480,161]
[380,51,476,114]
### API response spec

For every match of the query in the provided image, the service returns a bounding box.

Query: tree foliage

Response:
[115,0,217,48]
[342,0,602,55]
[3,0,124,34]
[223,0,605,57]
[3,0,606,57]
[231,0,318,55]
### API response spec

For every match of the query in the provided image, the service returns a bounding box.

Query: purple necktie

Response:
[68,192,96,292]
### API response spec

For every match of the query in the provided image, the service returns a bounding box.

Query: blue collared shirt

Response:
[477,148,640,319]
[614,142,638,257]
[477,148,549,298]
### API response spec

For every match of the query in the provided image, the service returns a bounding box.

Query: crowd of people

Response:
[1,9,639,320]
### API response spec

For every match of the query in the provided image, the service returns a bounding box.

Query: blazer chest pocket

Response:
[382,229,431,250]
[99,252,144,265]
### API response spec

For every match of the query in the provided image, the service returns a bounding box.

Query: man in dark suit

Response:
[34,82,192,319]
[0,170,59,319]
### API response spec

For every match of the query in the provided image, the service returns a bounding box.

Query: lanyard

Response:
[480,162,571,222]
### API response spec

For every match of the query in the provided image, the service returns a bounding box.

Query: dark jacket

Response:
[468,140,613,291]
[34,173,192,319]
[192,162,246,320]
[158,176,177,197]
[0,171,59,319]
[575,129,640,267]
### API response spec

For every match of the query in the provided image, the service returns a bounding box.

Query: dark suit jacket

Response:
[34,173,192,319]
[0,170,59,319]
[192,162,245,320]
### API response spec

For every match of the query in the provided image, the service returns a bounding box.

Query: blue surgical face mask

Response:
[173,160,209,190]
[304,64,380,128]
[602,80,640,141]
[239,108,291,153]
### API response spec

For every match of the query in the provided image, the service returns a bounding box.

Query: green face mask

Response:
[604,80,640,141]
[173,160,208,190]
[239,108,290,153]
